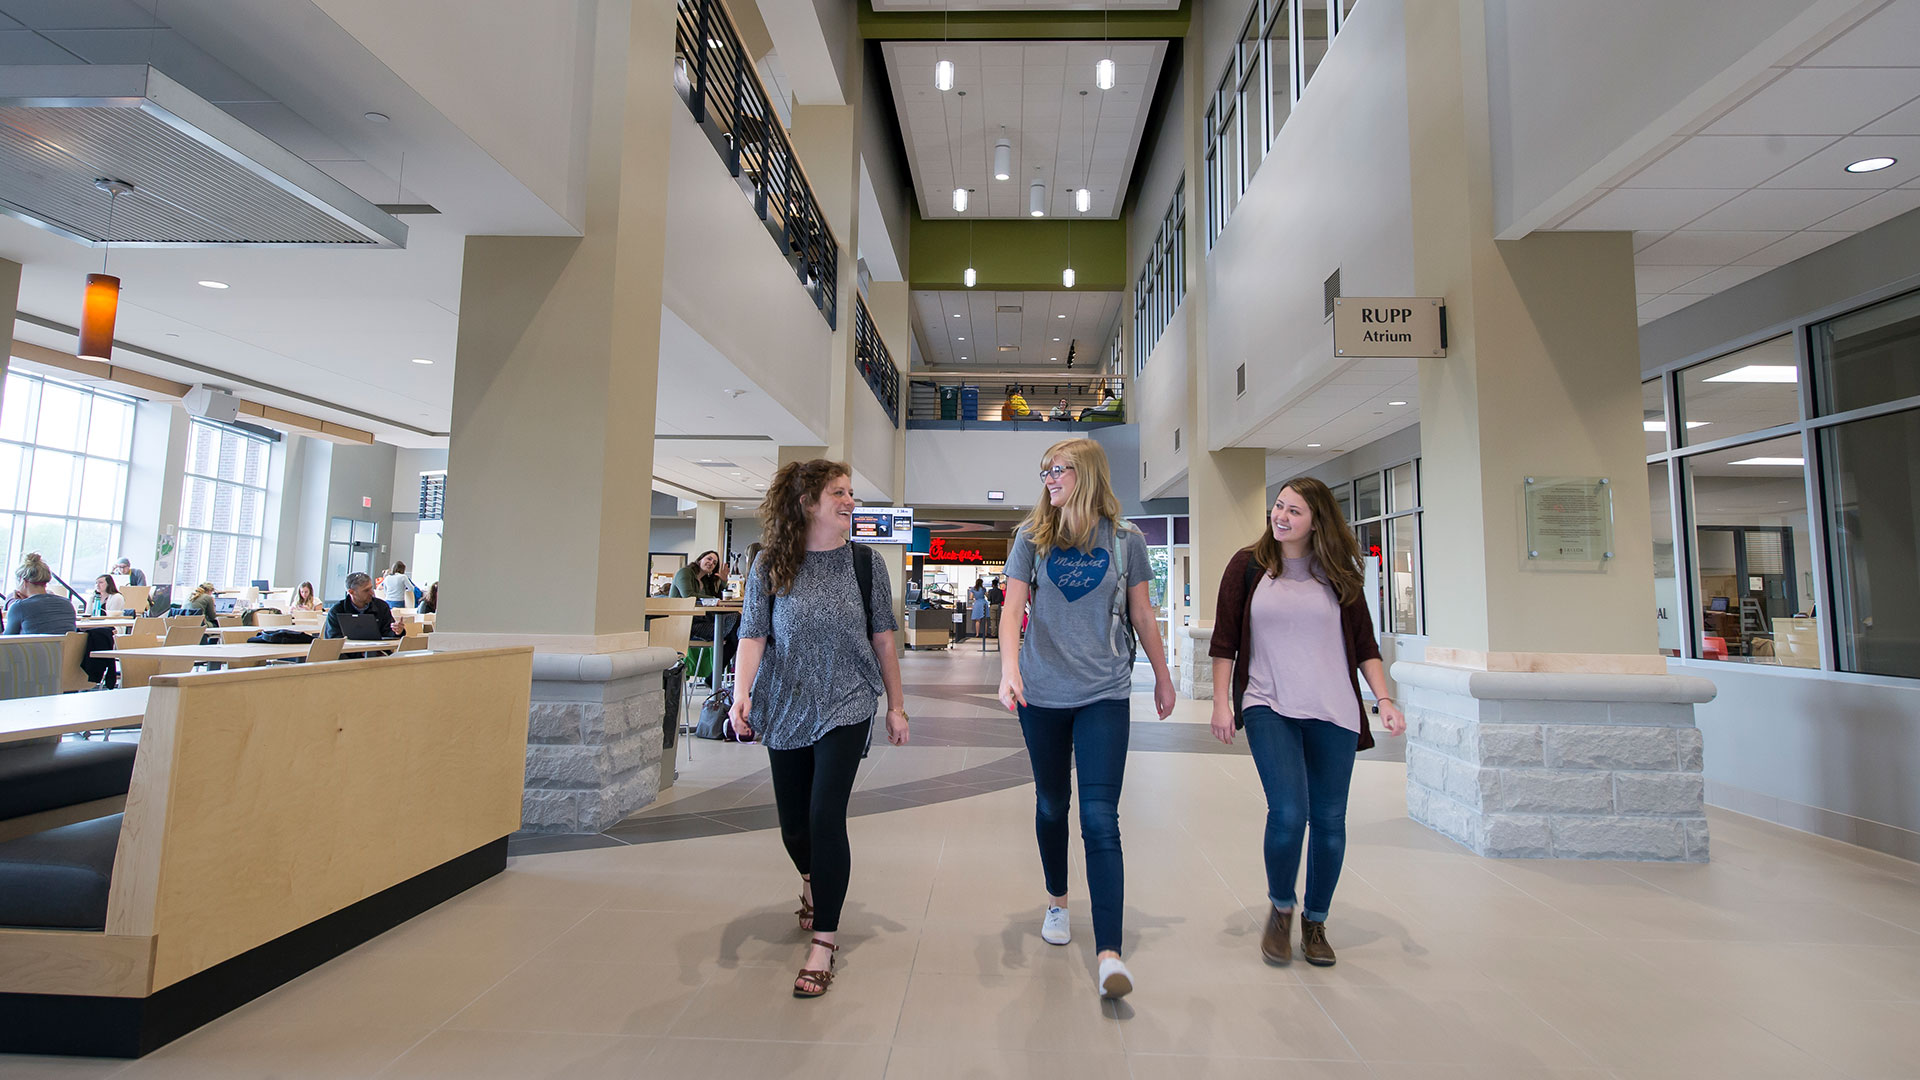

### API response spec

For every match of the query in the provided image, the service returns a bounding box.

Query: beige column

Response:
[778,445,828,469]
[1174,20,1266,697]
[1406,0,1657,671]
[692,500,725,557]
[0,259,19,416]
[788,32,863,464]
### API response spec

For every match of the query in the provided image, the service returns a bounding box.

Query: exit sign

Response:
[362,496,373,508]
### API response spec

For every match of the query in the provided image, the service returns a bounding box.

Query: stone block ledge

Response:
[1391,660,1718,705]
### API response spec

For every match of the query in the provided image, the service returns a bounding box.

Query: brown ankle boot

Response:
[1301,919,1336,966]
[1261,907,1292,965]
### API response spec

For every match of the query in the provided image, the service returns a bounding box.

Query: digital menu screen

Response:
[851,506,914,544]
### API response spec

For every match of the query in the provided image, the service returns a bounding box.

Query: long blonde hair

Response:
[1021,438,1125,553]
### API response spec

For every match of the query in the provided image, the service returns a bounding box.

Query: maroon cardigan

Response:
[1207,546,1380,751]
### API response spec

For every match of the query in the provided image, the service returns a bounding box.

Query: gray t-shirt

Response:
[739,542,898,750]
[1006,520,1149,709]
[4,593,78,636]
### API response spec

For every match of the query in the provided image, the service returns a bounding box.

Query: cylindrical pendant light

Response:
[1062,267,1075,288]
[1075,187,1091,213]
[952,186,968,212]
[964,266,977,288]
[1029,179,1046,217]
[1096,57,1115,90]
[79,179,133,362]
[934,59,955,92]
[993,135,1012,181]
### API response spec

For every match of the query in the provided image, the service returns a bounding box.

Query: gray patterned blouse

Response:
[738,542,897,750]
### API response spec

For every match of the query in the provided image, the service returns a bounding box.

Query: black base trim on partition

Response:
[0,835,507,1059]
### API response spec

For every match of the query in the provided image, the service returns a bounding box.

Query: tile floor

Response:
[11,650,1920,1079]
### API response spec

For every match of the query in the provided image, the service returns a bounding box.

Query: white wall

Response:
[662,105,834,443]
[122,401,185,580]
[849,378,896,502]
[905,429,1065,509]
[1203,0,1416,450]
[1138,306,1189,498]
[1486,0,1861,237]
[387,447,449,574]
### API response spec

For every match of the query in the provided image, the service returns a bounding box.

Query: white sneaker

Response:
[1041,905,1071,945]
[1097,956,1133,999]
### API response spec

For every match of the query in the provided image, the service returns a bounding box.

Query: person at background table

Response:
[324,572,402,639]
[112,557,146,587]
[998,437,1175,1001]
[967,578,990,640]
[88,575,125,616]
[289,581,323,613]
[670,551,726,598]
[1049,398,1072,422]
[185,582,220,627]
[5,552,78,636]
[381,560,418,609]
[730,458,908,998]
[1207,476,1407,970]
[418,582,438,615]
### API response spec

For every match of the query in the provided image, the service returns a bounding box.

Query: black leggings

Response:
[766,719,870,933]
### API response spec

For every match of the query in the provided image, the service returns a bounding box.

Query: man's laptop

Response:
[336,612,396,640]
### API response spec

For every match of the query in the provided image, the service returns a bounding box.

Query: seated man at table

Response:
[113,557,147,586]
[324,572,403,639]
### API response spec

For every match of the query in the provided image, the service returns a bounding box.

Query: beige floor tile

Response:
[893,972,1123,1053]
[668,963,911,1044]
[882,1044,1131,1080]
[1109,983,1359,1060]
[116,1020,423,1079]
[645,1037,890,1079]
[445,959,710,1035]
[1122,1054,1371,1080]
[1388,891,1602,939]
[355,903,592,965]
[1307,985,1594,1068]
[1450,935,1669,998]
[1727,994,1920,1078]
[0,1057,129,1080]
[229,951,521,1037]
[1517,984,1844,1077]
[1365,1066,1612,1080]
[1623,939,1920,1002]
[440,865,623,910]
[374,1030,655,1079]
[910,914,1102,977]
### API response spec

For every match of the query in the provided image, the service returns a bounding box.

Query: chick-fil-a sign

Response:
[927,537,983,562]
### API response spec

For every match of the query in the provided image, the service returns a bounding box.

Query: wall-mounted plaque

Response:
[1525,477,1614,563]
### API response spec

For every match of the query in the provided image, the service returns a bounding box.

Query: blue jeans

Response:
[1243,705,1359,922]
[1017,698,1130,955]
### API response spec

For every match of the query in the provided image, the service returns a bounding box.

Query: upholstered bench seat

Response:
[0,813,122,929]
[0,740,139,821]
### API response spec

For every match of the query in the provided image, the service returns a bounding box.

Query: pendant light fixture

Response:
[79,178,133,361]
[964,223,977,287]
[1029,170,1046,217]
[994,128,1012,181]
[1096,1,1115,90]
[1075,187,1091,213]
[952,186,968,212]
[935,2,954,91]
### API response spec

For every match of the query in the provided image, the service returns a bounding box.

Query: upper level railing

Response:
[673,0,838,329]
[906,373,1128,427]
[853,295,899,426]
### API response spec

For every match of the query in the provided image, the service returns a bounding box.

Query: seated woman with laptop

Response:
[324,572,405,640]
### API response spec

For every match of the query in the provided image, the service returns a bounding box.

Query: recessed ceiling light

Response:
[1056,314,1066,319]
[1730,456,1804,466]
[164,332,180,338]
[960,355,968,359]
[1053,337,1061,341]
[952,313,961,318]
[957,336,965,340]
[1705,365,1797,383]
[1307,443,1322,448]
[197,280,229,289]
[1845,156,1896,173]
[410,357,433,365]
[1388,400,1407,406]
[364,111,390,124]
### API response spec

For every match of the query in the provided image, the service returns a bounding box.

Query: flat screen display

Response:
[851,506,914,544]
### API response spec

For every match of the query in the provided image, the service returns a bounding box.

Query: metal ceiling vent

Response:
[0,65,405,248]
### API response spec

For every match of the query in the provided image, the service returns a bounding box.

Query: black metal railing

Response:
[906,374,1128,426]
[673,0,838,328]
[854,295,900,426]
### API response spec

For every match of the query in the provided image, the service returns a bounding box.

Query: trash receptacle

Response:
[939,385,960,420]
[960,384,979,420]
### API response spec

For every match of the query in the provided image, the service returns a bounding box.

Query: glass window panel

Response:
[0,443,21,509]
[1339,0,1358,27]
[211,481,237,532]
[1300,0,1331,91]
[21,516,67,573]
[1387,514,1420,633]
[205,533,233,588]
[353,520,377,543]
[1811,287,1920,417]
[1221,103,1240,218]
[34,383,85,452]
[244,439,267,487]
[1677,335,1798,445]
[0,515,12,576]
[1387,462,1417,513]
[1238,11,1264,183]
[86,398,130,458]
[78,457,119,519]
[329,517,352,543]
[233,537,256,585]
[1643,378,1669,455]
[0,373,34,441]
[1820,406,1920,678]
[1333,483,1353,527]
[1355,520,1384,629]
[1649,462,1680,656]
[181,477,212,530]
[71,520,111,584]
[1354,472,1383,520]
[218,429,245,482]
[177,530,204,587]
[1267,0,1293,138]
[26,450,74,515]
[238,488,264,535]
[1684,434,1818,667]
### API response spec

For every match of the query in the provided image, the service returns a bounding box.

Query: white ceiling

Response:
[911,288,1121,369]
[881,39,1166,219]
[871,1,1180,9]
[1242,357,1420,460]
[1543,0,1920,325]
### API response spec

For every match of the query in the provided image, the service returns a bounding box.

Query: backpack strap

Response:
[852,542,876,638]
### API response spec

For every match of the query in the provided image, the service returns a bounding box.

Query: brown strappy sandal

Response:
[793,937,838,998]
[795,880,814,932]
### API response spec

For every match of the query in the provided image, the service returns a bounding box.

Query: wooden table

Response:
[97,640,401,671]
[0,687,150,745]
[78,617,139,631]
[644,601,743,617]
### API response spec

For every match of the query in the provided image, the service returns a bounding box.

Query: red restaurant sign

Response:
[927,537,983,562]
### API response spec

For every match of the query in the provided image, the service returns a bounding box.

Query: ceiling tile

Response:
[1813,187,1920,231]
[0,28,76,62]
[1634,265,1719,293]
[1669,264,1771,295]
[1703,67,1920,136]
[1637,294,1709,321]
[1621,135,1835,188]
[1862,96,1920,136]
[1804,0,1920,66]
[1761,135,1920,188]
[1732,230,1851,266]
[1636,231,1790,265]
[1685,187,1872,231]
[1561,187,1744,231]
[0,0,162,30]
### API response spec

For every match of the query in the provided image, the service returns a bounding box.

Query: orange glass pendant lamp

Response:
[78,179,134,361]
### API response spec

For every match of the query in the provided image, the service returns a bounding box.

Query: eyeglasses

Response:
[1038,465,1077,480]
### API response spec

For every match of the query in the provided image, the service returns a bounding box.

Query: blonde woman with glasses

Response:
[999,438,1174,999]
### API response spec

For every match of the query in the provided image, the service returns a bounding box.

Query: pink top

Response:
[1243,558,1363,733]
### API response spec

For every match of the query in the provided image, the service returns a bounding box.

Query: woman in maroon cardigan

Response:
[1208,476,1405,968]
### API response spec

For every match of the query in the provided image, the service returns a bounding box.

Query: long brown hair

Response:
[1021,438,1125,553]
[1251,476,1365,606]
[758,458,851,596]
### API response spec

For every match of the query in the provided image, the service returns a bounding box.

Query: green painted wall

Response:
[909,214,1127,291]
[859,0,1189,40]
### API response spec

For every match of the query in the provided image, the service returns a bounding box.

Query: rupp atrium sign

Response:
[1332,297,1447,358]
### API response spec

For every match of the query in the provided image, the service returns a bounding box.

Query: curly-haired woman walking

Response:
[731,459,908,997]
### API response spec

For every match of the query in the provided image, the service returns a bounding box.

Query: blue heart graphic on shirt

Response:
[1047,547,1111,602]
